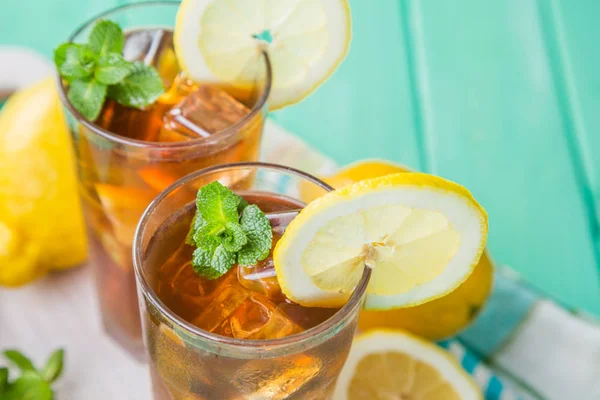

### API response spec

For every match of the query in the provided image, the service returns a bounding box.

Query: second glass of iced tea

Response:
[56,1,271,358]
[133,163,370,399]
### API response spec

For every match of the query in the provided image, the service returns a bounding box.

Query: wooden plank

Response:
[272,0,423,169]
[539,0,600,271]
[0,0,121,58]
[406,0,600,313]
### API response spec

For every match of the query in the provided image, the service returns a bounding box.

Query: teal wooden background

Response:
[1,0,599,314]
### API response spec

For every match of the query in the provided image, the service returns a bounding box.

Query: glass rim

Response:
[133,161,372,352]
[55,0,273,150]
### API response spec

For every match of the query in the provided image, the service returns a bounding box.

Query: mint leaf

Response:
[193,221,225,251]
[1,348,65,400]
[88,20,124,57]
[53,43,73,70]
[3,350,35,372]
[186,213,204,245]
[56,44,95,80]
[187,182,273,279]
[55,20,165,119]
[196,182,240,225]
[238,205,273,266]
[4,371,52,400]
[192,246,235,280]
[221,222,248,252]
[107,61,165,109]
[211,245,236,276]
[68,79,107,121]
[192,247,211,269]
[237,197,249,213]
[41,349,64,383]
[94,53,132,85]
[0,367,8,393]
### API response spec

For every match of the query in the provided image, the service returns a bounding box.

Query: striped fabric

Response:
[439,340,524,400]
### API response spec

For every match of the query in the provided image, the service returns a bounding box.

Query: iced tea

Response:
[58,3,271,358]
[134,163,370,399]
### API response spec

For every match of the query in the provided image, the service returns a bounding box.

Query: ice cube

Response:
[123,29,174,66]
[252,307,304,340]
[95,184,157,247]
[237,210,300,300]
[237,258,284,302]
[276,303,338,330]
[161,85,250,139]
[161,260,206,297]
[229,295,273,339]
[123,29,180,88]
[191,280,251,333]
[233,354,321,399]
[229,295,303,340]
[267,210,300,236]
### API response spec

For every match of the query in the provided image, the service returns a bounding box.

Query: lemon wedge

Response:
[333,330,482,400]
[174,0,351,110]
[273,173,487,309]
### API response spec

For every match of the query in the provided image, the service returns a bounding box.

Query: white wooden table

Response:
[0,266,150,399]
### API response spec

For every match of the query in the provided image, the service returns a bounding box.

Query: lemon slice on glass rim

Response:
[333,330,482,400]
[174,0,351,110]
[273,173,488,310]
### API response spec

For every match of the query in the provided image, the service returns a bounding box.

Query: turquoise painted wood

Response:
[1,0,599,314]
[405,0,600,313]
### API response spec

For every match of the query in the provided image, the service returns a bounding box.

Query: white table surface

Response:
[0,266,150,399]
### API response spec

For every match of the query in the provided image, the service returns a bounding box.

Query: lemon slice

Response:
[333,330,482,400]
[174,0,351,110]
[273,173,487,309]
[300,160,494,339]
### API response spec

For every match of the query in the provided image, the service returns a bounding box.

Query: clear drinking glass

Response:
[133,163,371,399]
[56,1,271,359]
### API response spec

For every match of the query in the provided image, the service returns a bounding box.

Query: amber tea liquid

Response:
[142,192,355,399]
[64,24,269,358]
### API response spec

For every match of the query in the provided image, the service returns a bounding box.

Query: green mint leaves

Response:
[95,53,131,85]
[187,182,273,280]
[67,79,107,124]
[0,348,65,400]
[107,62,165,109]
[237,204,273,266]
[88,20,125,57]
[54,20,165,121]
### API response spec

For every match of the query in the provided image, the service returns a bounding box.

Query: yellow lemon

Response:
[0,77,86,287]
[174,0,351,110]
[314,161,493,339]
[333,330,482,399]
[310,160,494,339]
[359,251,494,340]
[273,172,488,309]
[300,159,413,202]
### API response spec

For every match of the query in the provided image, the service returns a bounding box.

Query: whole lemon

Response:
[0,77,86,286]
[358,251,494,340]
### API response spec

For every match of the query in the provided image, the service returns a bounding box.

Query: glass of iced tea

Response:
[133,162,371,399]
[56,1,271,359]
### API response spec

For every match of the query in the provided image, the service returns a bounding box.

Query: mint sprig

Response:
[187,182,273,279]
[0,349,65,400]
[54,20,165,121]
